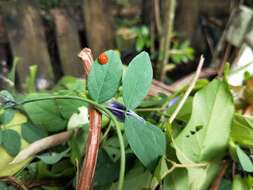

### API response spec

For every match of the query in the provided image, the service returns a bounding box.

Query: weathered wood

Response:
[175,0,231,51]
[0,15,8,89]
[226,6,253,47]
[1,1,54,89]
[51,9,82,77]
[82,0,114,57]
[175,0,200,42]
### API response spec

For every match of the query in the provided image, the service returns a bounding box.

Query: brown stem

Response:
[210,160,228,190]
[158,0,176,81]
[77,48,102,190]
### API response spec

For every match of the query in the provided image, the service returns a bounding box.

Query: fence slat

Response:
[51,9,82,77]
[2,1,54,89]
[83,0,114,57]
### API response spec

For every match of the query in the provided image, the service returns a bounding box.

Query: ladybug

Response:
[98,53,108,65]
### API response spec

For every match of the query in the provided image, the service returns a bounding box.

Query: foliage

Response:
[0,50,253,189]
[171,40,195,64]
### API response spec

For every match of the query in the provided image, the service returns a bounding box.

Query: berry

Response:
[98,53,108,65]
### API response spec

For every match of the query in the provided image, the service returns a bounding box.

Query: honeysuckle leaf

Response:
[123,51,153,109]
[88,50,123,103]
[174,79,234,189]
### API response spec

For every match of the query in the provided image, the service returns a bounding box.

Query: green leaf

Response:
[69,126,88,163]
[219,179,232,190]
[21,121,47,143]
[37,160,74,178]
[55,99,86,119]
[2,129,21,156]
[174,79,234,162]
[164,168,189,190]
[231,114,253,147]
[166,97,192,123]
[0,109,15,124]
[136,36,145,51]
[8,57,19,84]
[88,50,123,103]
[37,148,70,165]
[174,79,234,189]
[150,156,170,189]
[118,164,152,190]
[236,146,253,172]
[0,90,15,102]
[123,51,153,109]
[93,150,119,187]
[23,97,67,132]
[55,76,86,93]
[0,130,2,144]
[103,136,122,162]
[25,65,37,93]
[124,115,166,168]
[232,175,248,190]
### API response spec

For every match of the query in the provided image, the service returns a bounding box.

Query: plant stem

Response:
[18,95,125,190]
[100,121,112,143]
[78,48,102,190]
[135,107,164,112]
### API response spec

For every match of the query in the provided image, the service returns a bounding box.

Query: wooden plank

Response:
[51,9,82,77]
[82,0,114,57]
[226,6,253,47]
[2,1,54,89]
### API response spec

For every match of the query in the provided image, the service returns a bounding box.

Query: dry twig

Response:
[169,55,204,124]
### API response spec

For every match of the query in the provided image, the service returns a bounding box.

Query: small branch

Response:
[153,0,162,34]
[159,0,176,81]
[12,130,73,164]
[169,56,204,124]
[210,161,228,190]
[135,107,164,112]
[166,158,208,169]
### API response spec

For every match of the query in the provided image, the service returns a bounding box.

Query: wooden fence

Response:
[0,0,230,91]
[0,0,115,90]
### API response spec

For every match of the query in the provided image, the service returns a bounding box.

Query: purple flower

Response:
[106,101,126,121]
[106,100,144,122]
[166,96,179,109]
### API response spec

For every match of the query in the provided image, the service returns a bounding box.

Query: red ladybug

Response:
[98,53,108,65]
